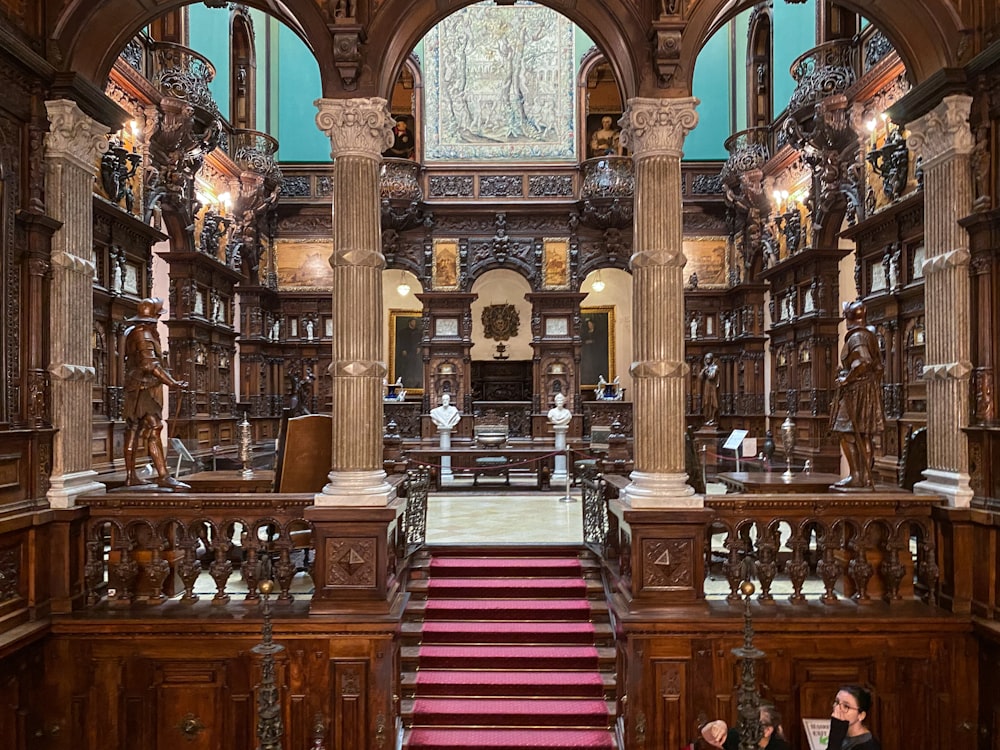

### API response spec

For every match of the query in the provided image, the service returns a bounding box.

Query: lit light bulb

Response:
[396,272,410,297]
[591,271,605,293]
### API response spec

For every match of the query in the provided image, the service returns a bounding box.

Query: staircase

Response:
[401,546,617,750]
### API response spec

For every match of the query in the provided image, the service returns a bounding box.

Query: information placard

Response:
[802,718,831,750]
[723,429,749,452]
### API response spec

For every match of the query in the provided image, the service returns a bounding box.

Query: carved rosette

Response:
[620,97,699,158]
[906,94,975,168]
[44,100,108,170]
[315,97,394,159]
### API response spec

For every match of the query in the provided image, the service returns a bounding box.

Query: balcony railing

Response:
[721,127,771,182]
[231,128,282,182]
[787,40,857,116]
[380,158,423,201]
[150,41,219,113]
[580,156,634,199]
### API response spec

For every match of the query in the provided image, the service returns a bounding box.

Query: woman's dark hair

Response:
[839,685,873,714]
[760,705,785,738]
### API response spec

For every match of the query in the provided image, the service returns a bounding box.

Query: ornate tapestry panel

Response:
[423,2,576,162]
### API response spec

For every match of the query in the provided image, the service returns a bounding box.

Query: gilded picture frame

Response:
[388,310,424,392]
[580,306,615,388]
[542,238,570,290]
[432,239,460,290]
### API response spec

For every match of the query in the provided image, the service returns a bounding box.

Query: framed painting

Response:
[586,113,624,159]
[432,239,460,290]
[681,237,728,288]
[389,310,424,392]
[276,239,334,290]
[580,306,615,388]
[542,238,570,290]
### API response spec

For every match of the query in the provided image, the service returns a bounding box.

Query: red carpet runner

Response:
[402,548,617,750]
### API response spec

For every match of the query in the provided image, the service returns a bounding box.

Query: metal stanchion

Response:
[559,444,575,503]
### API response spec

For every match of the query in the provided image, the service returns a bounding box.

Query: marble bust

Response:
[547,392,572,427]
[430,393,461,430]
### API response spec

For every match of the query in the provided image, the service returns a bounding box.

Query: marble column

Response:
[619,97,700,508]
[314,97,396,506]
[907,95,975,507]
[44,100,108,508]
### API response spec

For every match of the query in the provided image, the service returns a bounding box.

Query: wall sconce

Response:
[591,270,606,293]
[396,271,411,297]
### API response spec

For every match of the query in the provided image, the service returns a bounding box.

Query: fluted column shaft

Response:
[619,97,701,507]
[314,97,395,506]
[907,95,975,507]
[44,100,108,507]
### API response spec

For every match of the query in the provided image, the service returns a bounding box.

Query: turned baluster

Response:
[144,541,171,604]
[724,527,748,602]
[754,524,778,603]
[879,528,906,601]
[111,542,139,607]
[243,545,262,603]
[208,541,233,604]
[816,531,841,604]
[176,536,202,603]
[84,536,106,607]
[273,547,296,604]
[918,537,939,606]
[785,531,810,604]
[848,532,874,604]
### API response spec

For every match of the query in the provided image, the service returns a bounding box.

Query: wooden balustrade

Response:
[586,474,941,607]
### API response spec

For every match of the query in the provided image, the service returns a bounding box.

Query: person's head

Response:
[601,115,613,129]
[759,705,783,746]
[832,685,872,732]
[440,394,450,407]
[395,119,408,133]
[554,393,565,408]
[134,297,164,322]
[700,720,728,749]
[704,352,714,364]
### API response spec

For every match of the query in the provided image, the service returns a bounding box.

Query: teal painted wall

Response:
[187,5,231,121]
[274,24,327,162]
[687,22,732,160]
[773,0,815,118]
[733,10,750,132]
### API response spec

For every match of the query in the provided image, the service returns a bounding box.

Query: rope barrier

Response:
[403,449,564,471]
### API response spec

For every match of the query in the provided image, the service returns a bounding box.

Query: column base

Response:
[621,470,702,508]
[913,468,973,508]
[48,470,105,508]
[315,470,397,507]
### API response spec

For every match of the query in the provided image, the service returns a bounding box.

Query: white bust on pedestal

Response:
[430,393,461,430]
[548,393,571,483]
[431,394,460,484]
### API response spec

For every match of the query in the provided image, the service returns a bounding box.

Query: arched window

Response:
[230,10,256,129]
[747,7,772,128]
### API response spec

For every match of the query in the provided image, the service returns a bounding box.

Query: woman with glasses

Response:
[758,705,790,749]
[829,685,881,749]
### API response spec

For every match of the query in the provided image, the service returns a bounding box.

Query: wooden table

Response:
[717,471,845,494]
[179,470,275,493]
[404,446,557,490]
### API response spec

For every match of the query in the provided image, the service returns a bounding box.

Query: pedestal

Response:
[552,424,568,484]
[437,427,453,485]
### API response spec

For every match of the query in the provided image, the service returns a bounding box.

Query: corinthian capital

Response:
[314,97,395,159]
[907,94,975,167]
[620,97,699,158]
[44,99,108,170]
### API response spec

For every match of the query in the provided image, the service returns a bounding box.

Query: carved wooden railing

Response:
[787,39,857,116]
[83,473,425,608]
[149,41,218,113]
[586,476,941,606]
[231,129,282,183]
